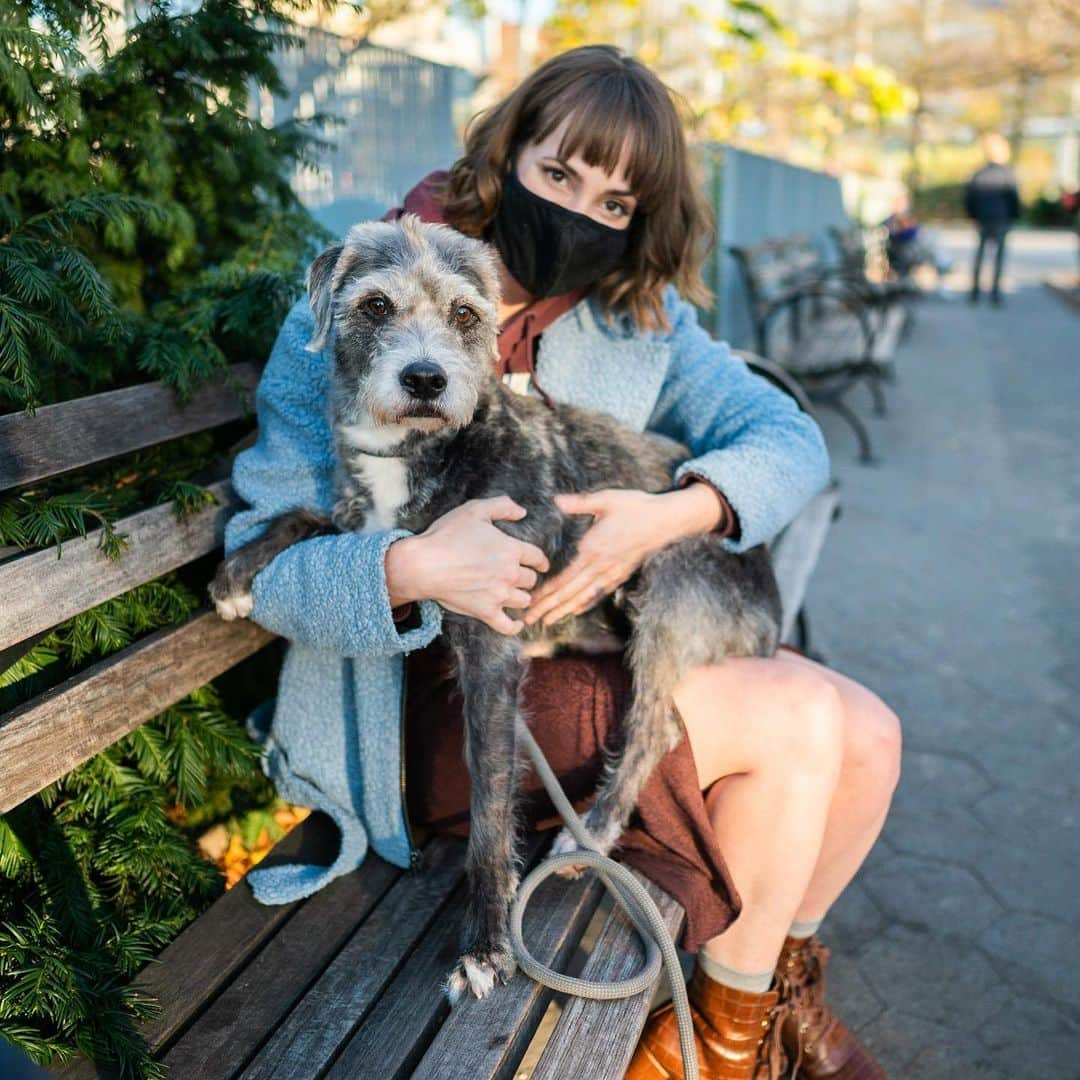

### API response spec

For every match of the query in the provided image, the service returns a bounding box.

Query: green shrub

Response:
[0,0,334,1073]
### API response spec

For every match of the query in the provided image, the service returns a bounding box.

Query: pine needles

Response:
[1,0,336,1072]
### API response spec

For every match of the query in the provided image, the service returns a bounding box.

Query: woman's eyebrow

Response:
[544,156,637,199]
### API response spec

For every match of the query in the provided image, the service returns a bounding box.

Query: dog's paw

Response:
[212,589,253,622]
[444,942,516,1003]
[548,826,599,879]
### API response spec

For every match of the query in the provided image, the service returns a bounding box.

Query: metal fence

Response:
[267,40,849,347]
[266,34,475,237]
[695,144,849,347]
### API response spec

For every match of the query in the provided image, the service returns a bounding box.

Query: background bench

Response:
[0,349,839,1078]
[729,232,910,463]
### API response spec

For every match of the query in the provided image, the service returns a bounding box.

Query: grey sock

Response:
[697,951,774,994]
[789,916,824,940]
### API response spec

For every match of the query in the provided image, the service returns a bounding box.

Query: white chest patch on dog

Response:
[358,455,409,532]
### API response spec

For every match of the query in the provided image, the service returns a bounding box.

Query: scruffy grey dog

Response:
[211,214,781,1003]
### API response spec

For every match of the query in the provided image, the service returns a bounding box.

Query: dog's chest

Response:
[357,456,410,532]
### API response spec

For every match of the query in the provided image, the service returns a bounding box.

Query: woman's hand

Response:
[385,496,550,636]
[524,484,724,628]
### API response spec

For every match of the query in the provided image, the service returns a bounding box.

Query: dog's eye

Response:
[364,296,390,319]
[451,304,478,328]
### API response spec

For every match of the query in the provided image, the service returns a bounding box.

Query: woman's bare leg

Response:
[775,649,902,921]
[673,651,901,972]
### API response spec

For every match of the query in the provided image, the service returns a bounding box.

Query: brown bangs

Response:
[440,45,715,333]
[535,77,678,218]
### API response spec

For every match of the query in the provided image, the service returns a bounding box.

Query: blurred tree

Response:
[541,0,913,156]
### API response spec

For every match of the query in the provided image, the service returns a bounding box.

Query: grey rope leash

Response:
[509,716,699,1080]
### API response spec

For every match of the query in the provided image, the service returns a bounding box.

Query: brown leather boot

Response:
[775,935,887,1079]
[624,964,791,1080]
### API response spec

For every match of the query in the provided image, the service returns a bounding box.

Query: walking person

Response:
[227,45,902,1079]
[965,133,1021,306]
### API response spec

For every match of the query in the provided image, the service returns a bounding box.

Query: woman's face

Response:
[514,119,638,231]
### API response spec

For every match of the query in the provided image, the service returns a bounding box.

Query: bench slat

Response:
[56,819,318,1078]
[0,364,259,493]
[531,872,685,1080]
[325,832,552,1080]
[0,612,274,813]
[772,484,841,643]
[239,836,467,1080]
[161,850,403,1078]
[0,480,240,653]
[411,868,605,1080]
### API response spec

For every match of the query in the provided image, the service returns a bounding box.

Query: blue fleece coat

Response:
[226,284,830,904]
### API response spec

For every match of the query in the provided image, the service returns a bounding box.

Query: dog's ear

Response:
[305,242,344,353]
[470,242,502,307]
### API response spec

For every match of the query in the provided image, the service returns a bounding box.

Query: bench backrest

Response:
[0,366,271,813]
[0,350,827,814]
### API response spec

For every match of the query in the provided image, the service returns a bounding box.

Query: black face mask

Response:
[489,168,631,298]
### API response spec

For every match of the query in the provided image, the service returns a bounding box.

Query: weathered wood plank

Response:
[411,867,605,1080]
[239,836,468,1080]
[771,484,841,643]
[160,849,403,1079]
[57,814,343,1079]
[0,364,259,493]
[0,612,274,812]
[531,871,685,1080]
[325,832,553,1080]
[0,480,241,653]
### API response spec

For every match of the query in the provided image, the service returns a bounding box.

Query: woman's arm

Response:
[647,287,832,552]
[225,300,443,656]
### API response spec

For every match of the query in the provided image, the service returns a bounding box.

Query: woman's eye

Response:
[452,304,478,328]
[544,166,567,185]
[364,295,389,319]
[605,200,627,218]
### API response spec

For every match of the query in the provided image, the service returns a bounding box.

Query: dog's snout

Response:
[400,360,447,401]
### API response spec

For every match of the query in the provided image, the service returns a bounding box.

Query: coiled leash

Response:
[509,716,699,1080]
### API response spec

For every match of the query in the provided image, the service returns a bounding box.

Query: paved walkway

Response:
[810,228,1079,1078]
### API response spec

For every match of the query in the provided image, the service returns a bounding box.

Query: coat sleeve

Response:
[646,288,831,552]
[223,300,443,656]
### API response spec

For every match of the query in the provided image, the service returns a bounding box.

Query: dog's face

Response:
[306,214,502,448]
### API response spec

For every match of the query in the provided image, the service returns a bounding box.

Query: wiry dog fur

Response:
[210,215,782,1002]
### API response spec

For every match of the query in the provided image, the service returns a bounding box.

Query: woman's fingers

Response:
[516,540,550,574]
[554,491,609,516]
[504,588,533,610]
[525,567,592,624]
[489,610,525,636]
[541,580,611,626]
[516,566,539,590]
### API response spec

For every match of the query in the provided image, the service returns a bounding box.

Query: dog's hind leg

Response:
[442,622,526,1003]
[209,509,332,620]
[551,537,781,864]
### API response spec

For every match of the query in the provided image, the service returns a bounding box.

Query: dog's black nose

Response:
[400,361,447,401]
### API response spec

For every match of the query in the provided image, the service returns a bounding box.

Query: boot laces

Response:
[754,994,798,1080]
[781,937,839,1064]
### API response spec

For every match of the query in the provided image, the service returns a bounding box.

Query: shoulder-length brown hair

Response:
[438,44,714,332]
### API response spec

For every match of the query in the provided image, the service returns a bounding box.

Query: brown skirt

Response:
[404,641,797,952]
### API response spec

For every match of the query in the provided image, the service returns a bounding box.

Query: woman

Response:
[226,45,901,1080]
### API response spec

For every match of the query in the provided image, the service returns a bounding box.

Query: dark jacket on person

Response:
[964,163,1020,226]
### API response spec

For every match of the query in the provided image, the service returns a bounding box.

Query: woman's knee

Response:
[843,689,903,799]
[779,669,846,781]
[679,660,846,783]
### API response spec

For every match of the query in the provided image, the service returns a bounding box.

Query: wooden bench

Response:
[729,234,908,464]
[0,350,839,1079]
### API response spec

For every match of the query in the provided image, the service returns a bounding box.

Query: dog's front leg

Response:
[210,509,332,620]
[442,622,524,1003]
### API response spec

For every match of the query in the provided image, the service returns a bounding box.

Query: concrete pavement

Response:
[811,227,1079,1079]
